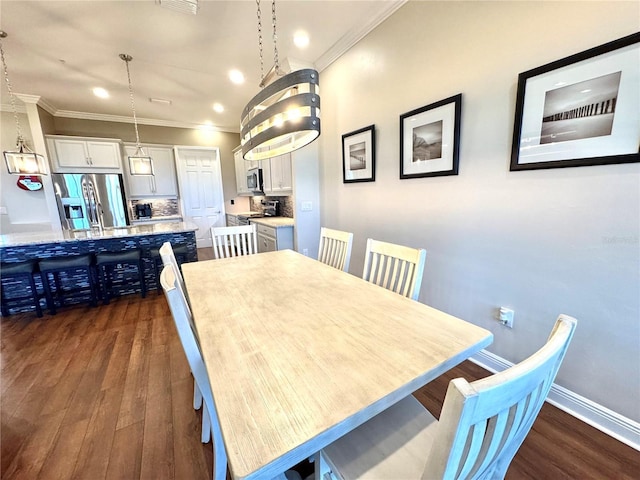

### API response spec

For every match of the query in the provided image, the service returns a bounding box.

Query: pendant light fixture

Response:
[0,31,47,176]
[120,53,154,176]
[240,0,320,161]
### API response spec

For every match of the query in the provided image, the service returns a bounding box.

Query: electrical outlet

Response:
[499,307,514,328]
[302,248,309,256]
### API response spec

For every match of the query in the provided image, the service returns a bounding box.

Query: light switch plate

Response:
[0,206,7,215]
[301,201,312,211]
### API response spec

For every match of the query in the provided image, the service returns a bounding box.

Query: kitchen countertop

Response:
[250,217,294,228]
[0,221,198,247]
[131,215,184,224]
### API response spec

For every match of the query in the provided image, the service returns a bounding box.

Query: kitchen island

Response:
[0,222,198,314]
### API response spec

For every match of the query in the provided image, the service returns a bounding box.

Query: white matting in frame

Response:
[400,94,461,179]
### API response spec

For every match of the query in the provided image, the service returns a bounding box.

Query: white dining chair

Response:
[161,263,304,480]
[159,241,202,410]
[161,263,228,479]
[318,227,354,272]
[315,314,577,480]
[362,238,426,301]
[211,224,258,259]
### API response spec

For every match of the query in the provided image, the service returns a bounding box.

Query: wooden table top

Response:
[182,250,493,480]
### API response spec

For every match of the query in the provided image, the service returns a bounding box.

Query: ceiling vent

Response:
[155,0,199,15]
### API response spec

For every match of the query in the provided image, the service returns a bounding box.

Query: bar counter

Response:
[0,222,198,315]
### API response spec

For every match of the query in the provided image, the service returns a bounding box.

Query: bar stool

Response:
[38,254,98,315]
[149,244,189,292]
[1,260,43,317]
[96,250,146,304]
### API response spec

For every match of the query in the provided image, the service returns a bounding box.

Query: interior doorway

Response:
[174,147,225,248]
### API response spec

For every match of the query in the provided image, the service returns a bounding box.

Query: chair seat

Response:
[322,396,437,480]
[96,250,141,264]
[150,245,188,258]
[1,260,43,317]
[39,255,93,271]
[1,261,38,275]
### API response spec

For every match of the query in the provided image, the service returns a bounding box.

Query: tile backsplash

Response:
[250,196,293,218]
[129,198,180,219]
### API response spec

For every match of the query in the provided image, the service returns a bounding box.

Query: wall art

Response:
[511,32,639,171]
[400,94,461,179]
[343,124,376,183]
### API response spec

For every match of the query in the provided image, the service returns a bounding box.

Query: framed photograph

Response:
[343,125,376,183]
[511,32,640,171]
[400,94,461,179]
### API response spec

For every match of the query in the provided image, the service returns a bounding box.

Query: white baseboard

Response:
[470,349,640,451]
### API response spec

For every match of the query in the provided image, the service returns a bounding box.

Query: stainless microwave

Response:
[247,167,264,194]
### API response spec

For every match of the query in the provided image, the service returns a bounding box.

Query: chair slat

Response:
[362,238,426,301]
[318,228,354,272]
[211,225,258,259]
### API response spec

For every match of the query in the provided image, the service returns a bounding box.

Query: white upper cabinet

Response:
[262,153,292,195]
[47,135,122,173]
[124,144,178,197]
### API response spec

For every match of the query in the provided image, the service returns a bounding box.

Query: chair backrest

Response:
[159,241,191,312]
[160,264,228,480]
[362,238,426,301]
[211,224,258,259]
[318,227,354,272]
[423,314,577,480]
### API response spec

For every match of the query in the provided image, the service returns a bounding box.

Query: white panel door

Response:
[175,147,225,248]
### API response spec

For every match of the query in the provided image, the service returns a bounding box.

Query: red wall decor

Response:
[17,175,43,191]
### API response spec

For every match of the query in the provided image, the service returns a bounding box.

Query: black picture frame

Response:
[510,32,640,171]
[342,124,376,183]
[400,94,461,179]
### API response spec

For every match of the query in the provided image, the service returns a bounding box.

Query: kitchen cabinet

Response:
[226,214,239,226]
[124,144,178,197]
[46,135,122,173]
[261,153,292,195]
[234,147,259,196]
[254,221,294,253]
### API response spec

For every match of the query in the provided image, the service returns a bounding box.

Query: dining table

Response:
[181,249,493,480]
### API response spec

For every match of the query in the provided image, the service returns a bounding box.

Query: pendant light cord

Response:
[122,55,142,149]
[271,0,280,75]
[0,32,24,144]
[256,0,264,84]
[256,0,281,87]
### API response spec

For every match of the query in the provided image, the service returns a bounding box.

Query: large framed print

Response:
[400,94,461,179]
[343,124,375,183]
[511,32,640,171]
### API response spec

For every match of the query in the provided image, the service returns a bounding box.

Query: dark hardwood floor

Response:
[2,250,638,479]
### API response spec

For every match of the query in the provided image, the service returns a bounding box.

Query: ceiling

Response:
[0,0,405,133]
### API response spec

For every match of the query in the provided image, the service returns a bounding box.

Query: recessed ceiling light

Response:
[213,103,224,113]
[92,87,109,98]
[293,31,309,49]
[229,69,245,85]
[149,97,172,105]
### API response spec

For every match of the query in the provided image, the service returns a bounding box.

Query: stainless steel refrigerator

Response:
[52,173,129,230]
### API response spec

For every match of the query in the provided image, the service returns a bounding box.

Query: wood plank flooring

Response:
[2,250,638,479]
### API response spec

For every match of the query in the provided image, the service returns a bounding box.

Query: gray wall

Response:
[319,1,639,421]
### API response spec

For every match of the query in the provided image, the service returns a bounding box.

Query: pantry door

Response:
[174,147,225,248]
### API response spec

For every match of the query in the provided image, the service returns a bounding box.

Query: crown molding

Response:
[315,0,407,72]
[15,93,41,104]
[0,103,27,114]
[51,109,240,134]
